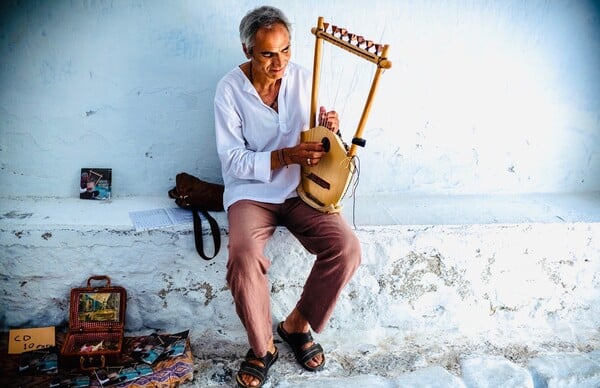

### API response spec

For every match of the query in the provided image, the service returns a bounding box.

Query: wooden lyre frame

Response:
[297,16,392,213]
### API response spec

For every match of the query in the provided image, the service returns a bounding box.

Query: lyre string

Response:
[323,36,344,121]
[316,30,337,130]
[350,155,360,229]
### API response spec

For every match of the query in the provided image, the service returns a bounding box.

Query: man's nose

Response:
[273,54,283,66]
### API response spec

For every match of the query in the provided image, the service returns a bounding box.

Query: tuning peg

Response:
[349,33,358,45]
[323,22,330,33]
[340,28,348,40]
[332,25,339,37]
[357,36,366,48]
[374,44,382,56]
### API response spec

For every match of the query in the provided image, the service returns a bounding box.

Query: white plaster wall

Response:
[1,0,599,198]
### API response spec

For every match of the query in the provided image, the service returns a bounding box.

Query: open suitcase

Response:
[60,275,127,370]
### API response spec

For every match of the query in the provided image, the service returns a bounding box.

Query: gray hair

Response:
[239,6,291,54]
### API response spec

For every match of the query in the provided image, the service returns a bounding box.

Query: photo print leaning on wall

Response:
[80,168,112,200]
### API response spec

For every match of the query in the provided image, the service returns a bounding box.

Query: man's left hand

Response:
[319,106,339,133]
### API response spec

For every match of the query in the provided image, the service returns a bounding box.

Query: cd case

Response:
[80,168,112,200]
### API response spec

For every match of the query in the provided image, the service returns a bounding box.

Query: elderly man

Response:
[214,6,361,388]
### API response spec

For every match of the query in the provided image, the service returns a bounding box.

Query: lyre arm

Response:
[309,17,325,129]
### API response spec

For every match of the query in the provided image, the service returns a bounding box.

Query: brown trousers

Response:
[226,197,361,357]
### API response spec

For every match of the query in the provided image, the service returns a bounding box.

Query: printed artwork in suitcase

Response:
[60,275,127,370]
[78,291,121,323]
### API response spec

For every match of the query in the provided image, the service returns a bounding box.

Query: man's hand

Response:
[318,106,339,133]
[283,142,325,167]
[278,107,339,168]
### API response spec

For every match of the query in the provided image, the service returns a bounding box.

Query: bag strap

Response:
[191,209,221,260]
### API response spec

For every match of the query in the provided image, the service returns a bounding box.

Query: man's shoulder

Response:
[215,67,244,98]
[217,67,242,85]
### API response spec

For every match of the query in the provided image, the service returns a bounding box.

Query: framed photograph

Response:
[80,168,112,200]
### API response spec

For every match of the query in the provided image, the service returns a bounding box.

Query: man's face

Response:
[249,22,291,81]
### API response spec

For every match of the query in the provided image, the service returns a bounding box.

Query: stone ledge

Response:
[1,192,599,230]
[0,196,224,230]
[349,191,600,225]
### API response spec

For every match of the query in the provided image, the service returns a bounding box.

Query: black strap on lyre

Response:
[191,209,221,260]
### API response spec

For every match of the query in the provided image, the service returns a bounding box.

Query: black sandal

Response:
[277,322,325,372]
[236,347,279,388]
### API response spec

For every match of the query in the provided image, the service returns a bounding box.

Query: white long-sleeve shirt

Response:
[214,62,311,210]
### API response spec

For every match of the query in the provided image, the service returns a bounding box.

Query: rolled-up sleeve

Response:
[214,79,273,183]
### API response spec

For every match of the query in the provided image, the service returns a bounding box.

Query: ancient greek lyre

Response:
[298,17,392,213]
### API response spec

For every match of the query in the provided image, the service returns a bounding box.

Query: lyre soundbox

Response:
[297,125,355,213]
[298,16,392,213]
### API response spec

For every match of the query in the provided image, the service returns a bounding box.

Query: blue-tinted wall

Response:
[1,0,598,197]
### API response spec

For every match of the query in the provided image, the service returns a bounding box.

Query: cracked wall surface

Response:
[1,222,598,355]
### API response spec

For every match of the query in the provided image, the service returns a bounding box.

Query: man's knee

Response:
[227,246,270,281]
[332,232,361,270]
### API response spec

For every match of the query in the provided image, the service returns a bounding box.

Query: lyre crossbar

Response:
[309,16,392,157]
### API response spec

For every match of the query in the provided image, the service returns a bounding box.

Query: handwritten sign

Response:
[8,326,55,354]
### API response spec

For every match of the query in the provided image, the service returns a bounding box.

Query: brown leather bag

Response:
[168,173,225,260]
[169,172,224,211]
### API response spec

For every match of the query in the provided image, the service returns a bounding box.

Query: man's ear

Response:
[242,44,251,59]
